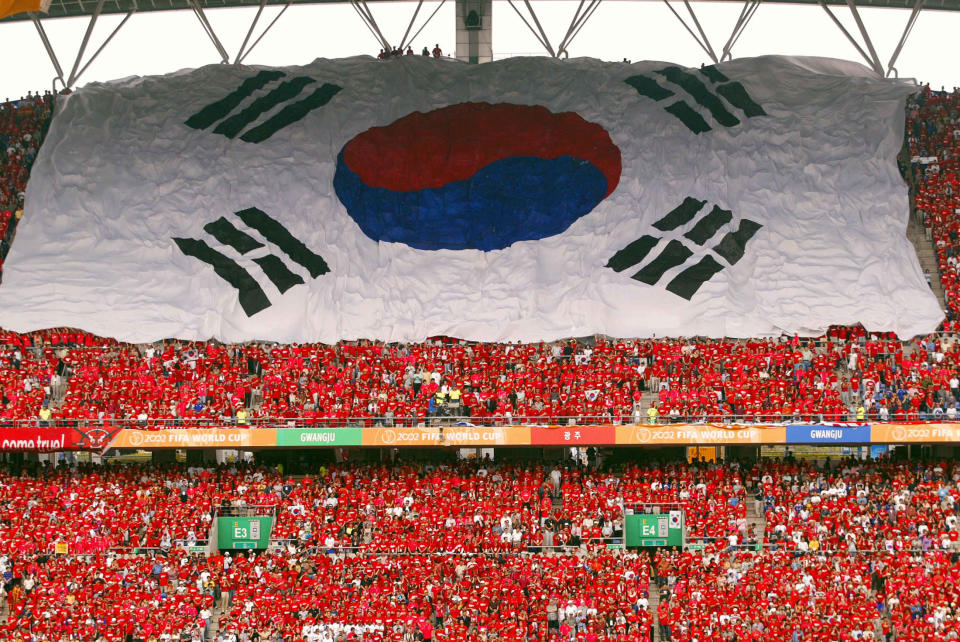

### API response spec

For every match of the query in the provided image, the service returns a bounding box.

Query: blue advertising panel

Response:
[785,424,871,444]
[870,444,890,459]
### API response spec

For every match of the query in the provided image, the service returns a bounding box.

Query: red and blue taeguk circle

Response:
[333,102,622,251]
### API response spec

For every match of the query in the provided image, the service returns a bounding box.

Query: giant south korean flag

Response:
[0,55,943,342]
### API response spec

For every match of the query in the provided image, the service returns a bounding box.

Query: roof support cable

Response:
[237,1,291,64]
[66,0,105,86]
[350,0,392,52]
[404,0,447,54]
[31,2,134,91]
[71,8,135,86]
[818,1,877,75]
[887,0,925,77]
[556,0,602,59]
[719,0,760,62]
[681,0,718,62]
[30,13,66,89]
[662,0,718,64]
[234,0,267,64]
[191,0,229,64]
[505,0,554,57]
[522,0,556,57]
[398,0,423,51]
[844,0,884,75]
[350,1,386,49]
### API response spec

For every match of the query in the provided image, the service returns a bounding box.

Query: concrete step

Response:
[907,214,947,312]
[648,574,661,642]
[207,600,230,641]
[746,497,768,544]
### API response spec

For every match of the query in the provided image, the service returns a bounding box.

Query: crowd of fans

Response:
[0,92,52,279]
[0,459,748,556]
[2,82,960,641]
[0,326,958,427]
[909,86,960,325]
[0,87,956,428]
[377,44,443,59]
[1,456,959,640]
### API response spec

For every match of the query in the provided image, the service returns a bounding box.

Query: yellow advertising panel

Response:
[0,0,48,19]
[109,428,278,449]
[615,424,786,445]
[871,423,960,443]
[687,446,720,462]
[362,425,531,447]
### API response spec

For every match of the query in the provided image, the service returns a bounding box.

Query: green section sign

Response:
[275,428,362,447]
[624,512,683,547]
[217,516,273,550]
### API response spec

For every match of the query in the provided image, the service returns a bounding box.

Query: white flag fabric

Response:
[0,55,942,342]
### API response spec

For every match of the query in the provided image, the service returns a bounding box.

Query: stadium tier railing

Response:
[271,539,628,555]
[1,414,951,429]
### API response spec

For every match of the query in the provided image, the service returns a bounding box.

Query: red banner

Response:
[0,426,121,452]
[530,424,617,446]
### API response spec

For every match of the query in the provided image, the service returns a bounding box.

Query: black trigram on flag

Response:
[624,65,765,134]
[185,70,342,143]
[173,207,329,316]
[607,197,762,300]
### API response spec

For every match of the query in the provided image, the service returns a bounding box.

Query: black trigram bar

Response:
[213,77,317,139]
[185,74,342,143]
[715,83,766,118]
[666,255,725,300]
[653,197,707,232]
[698,65,728,84]
[234,207,330,278]
[173,237,271,316]
[606,235,659,273]
[714,219,764,265]
[624,75,674,101]
[176,208,332,316]
[684,205,733,246]
[239,84,342,144]
[253,255,304,294]
[606,195,763,300]
[632,240,693,286]
[185,70,285,131]
[203,217,264,255]
[663,101,711,135]
[624,65,765,135]
[655,67,740,128]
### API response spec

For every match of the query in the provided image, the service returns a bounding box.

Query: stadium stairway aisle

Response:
[746,495,767,547]
[206,593,232,641]
[908,210,946,309]
[649,583,661,642]
[206,611,219,641]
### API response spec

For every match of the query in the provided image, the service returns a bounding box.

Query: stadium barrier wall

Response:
[6,422,960,451]
[0,425,122,452]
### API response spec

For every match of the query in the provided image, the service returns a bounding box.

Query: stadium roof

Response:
[0,0,952,23]
[1,0,935,90]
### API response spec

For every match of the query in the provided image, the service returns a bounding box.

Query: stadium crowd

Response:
[0,92,52,279]
[910,86,960,325]
[0,460,747,555]
[1,456,960,640]
[0,88,955,428]
[0,326,958,427]
[377,44,444,59]
[3,84,960,641]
